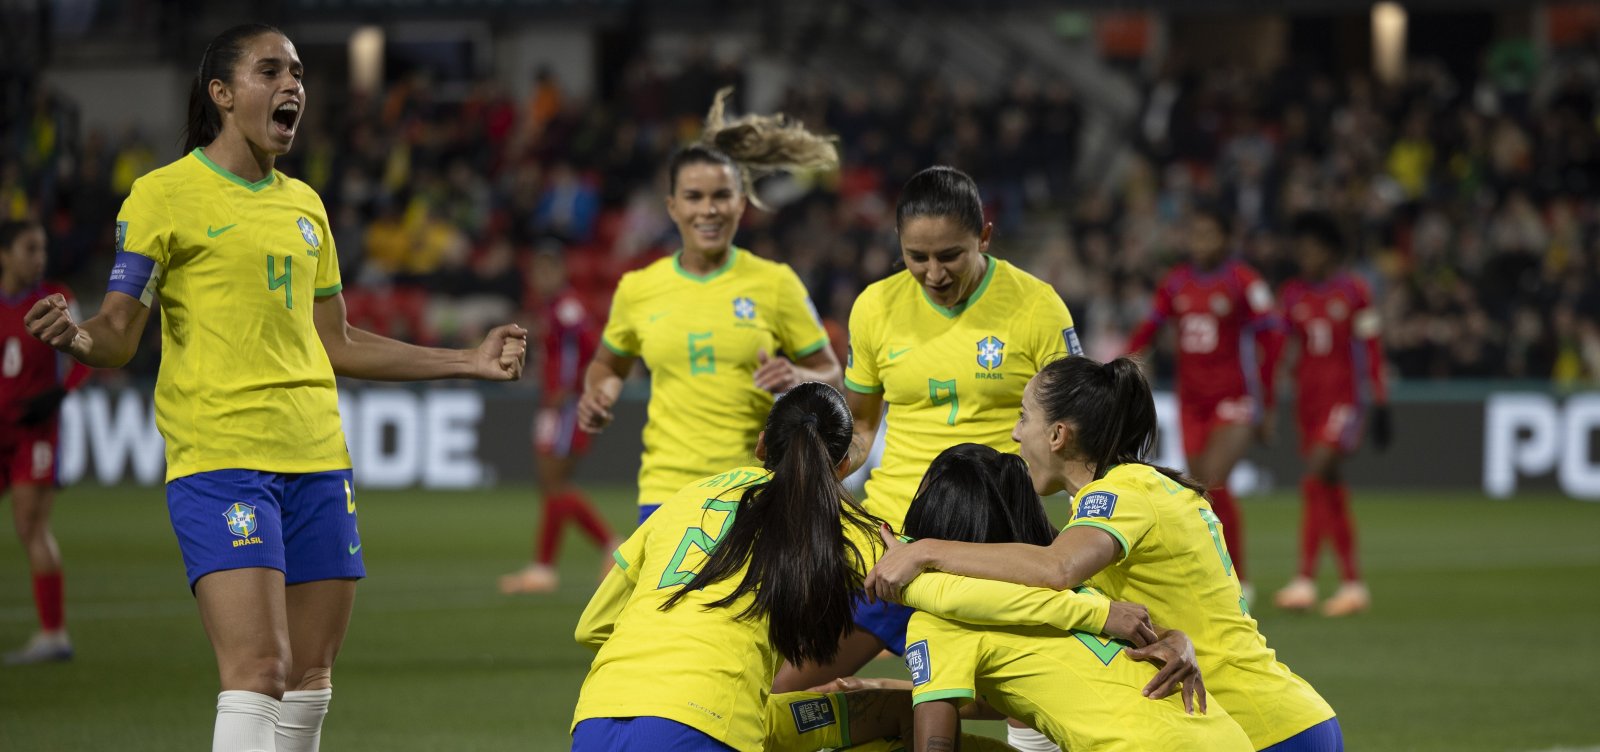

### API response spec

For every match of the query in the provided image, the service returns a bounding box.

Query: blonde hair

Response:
[671,87,839,210]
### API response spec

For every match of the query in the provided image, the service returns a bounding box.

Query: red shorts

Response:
[0,421,59,492]
[1178,394,1258,458]
[1298,401,1363,455]
[534,404,589,458]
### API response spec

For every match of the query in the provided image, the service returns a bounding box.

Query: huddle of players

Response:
[565,92,1379,751]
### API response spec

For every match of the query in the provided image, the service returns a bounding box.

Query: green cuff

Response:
[831,692,851,745]
[1065,520,1131,562]
[843,377,883,394]
[792,337,829,359]
[601,336,636,357]
[314,283,343,297]
[911,689,975,706]
[612,550,630,570]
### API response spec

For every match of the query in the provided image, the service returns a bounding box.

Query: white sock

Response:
[214,690,281,752]
[275,689,332,752]
[1006,724,1061,752]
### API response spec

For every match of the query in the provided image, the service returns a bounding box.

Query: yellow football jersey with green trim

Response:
[601,250,829,505]
[844,257,1079,527]
[1065,463,1336,748]
[906,610,1252,752]
[115,149,348,481]
[762,691,1013,752]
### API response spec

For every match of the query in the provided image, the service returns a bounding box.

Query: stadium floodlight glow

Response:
[350,26,384,94]
[1372,2,1407,86]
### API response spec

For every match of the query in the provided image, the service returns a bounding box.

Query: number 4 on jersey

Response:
[268,255,294,309]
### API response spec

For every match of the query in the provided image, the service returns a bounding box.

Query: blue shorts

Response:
[1262,717,1343,752]
[572,717,735,751]
[167,469,365,589]
[851,594,914,656]
[637,504,661,525]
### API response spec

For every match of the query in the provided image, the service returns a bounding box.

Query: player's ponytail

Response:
[661,382,881,667]
[1034,355,1210,498]
[667,88,839,211]
[903,444,1053,547]
[183,23,283,153]
[894,166,985,237]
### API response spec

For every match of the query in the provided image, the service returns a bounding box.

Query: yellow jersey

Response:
[763,691,1014,752]
[1065,464,1336,748]
[113,149,348,482]
[906,609,1252,752]
[844,257,1079,527]
[601,250,829,505]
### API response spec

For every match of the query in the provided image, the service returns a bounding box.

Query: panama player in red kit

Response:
[500,249,618,593]
[1127,207,1278,599]
[1,220,89,664]
[1274,213,1388,617]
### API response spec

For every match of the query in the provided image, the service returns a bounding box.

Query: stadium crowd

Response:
[3,41,1598,384]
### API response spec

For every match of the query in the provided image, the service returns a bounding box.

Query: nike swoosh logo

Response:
[348,542,362,555]
[648,312,669,322]
[889,348,912,360]
[207,224,237,238]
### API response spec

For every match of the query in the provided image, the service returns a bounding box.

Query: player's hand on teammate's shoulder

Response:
[752,349,799,393]
[864,525,927,604]
[1102,601,1158,648]
[474,323,528,381]
[24,294,91,358]
[1125,629,1207,715]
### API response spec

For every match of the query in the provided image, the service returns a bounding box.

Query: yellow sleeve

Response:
[774,265,829,359]
[309,198,342,297]
[764,691,848,751]
[115,177,174,267]
[902,572,1111,635]
[1064,485,1153,562]
[599,274,639,356]
[573,563,633,650]
[906,615,978,707]
[1025,286,1079,366]
[843,291,882,394]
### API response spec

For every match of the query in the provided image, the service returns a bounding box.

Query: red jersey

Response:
[1128,259,1279,406]
[541,288,598,404]
[0,283,88,424]
[1280,273,1386,407]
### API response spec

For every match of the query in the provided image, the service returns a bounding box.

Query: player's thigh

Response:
[1198,421,1255,485]
[8,483,54,540]
[281,469,365,586]
[1304,443,1343,484]
[535,452,580,494]
[772,629,890,693]
[195,567,292,687]
[284,578,358,689]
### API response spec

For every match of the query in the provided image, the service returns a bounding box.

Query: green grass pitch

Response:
[1,485,1597,751]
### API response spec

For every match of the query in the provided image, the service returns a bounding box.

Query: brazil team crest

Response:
[733,296,756,320]
[225,503,258,538]
[977,335,1006,370]
[297,217,321,248]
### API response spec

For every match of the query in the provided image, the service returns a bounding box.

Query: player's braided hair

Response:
[661,382,883,667]
[182,23,284,153]
[667,87,839,210]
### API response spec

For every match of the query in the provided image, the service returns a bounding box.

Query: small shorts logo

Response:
[905,640,931,686]
[297,217,321,248]
[1075,491,1119,519]
[788,696,835,734]
[733,296,756,320]
[977,336,1005,370]
[225,502,264,548]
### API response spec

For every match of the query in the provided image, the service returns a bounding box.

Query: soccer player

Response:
[1273,213,1388,617]
[0,219,88,665]
[765,687,1014,752]
[867,356,1342,751]
[901,443,1252,752]
[571,383,883,750]
[501,248,618,593]
[1125,206,1279,596]
[576,89,841,527]
[778,166,1088,694]
[24,24,526,752]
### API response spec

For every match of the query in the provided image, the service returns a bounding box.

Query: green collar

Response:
[673,247,740,283]
[921,254,998,318]
[192,148,275,192]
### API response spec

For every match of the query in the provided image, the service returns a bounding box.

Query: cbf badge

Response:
[225,503,258,537]
[733,296,756,320]
[977,335,1005,370]
[297,217,321,248]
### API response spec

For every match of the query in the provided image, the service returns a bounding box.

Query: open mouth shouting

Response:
[271,99,300,140]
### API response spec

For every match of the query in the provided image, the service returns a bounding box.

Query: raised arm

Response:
[844,388,884,474]
[753,345,841,393]
[26,292,151,369]
[900,572,1156,646]
[576,346,636,434]
[312,292,525,381]
[867,524,1123,595]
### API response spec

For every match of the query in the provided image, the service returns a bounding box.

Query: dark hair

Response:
[903,444,1055,547]
[662,382,882,666]
[668,88,839,211]
[1034,355,1210,497]
[895,166,984,237]
[1291,211,1345,257]
[183,23,283,153]
[0,219,42,251]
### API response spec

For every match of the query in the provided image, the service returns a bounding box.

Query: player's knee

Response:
[224,653,291,698]
[290,665,334,692]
